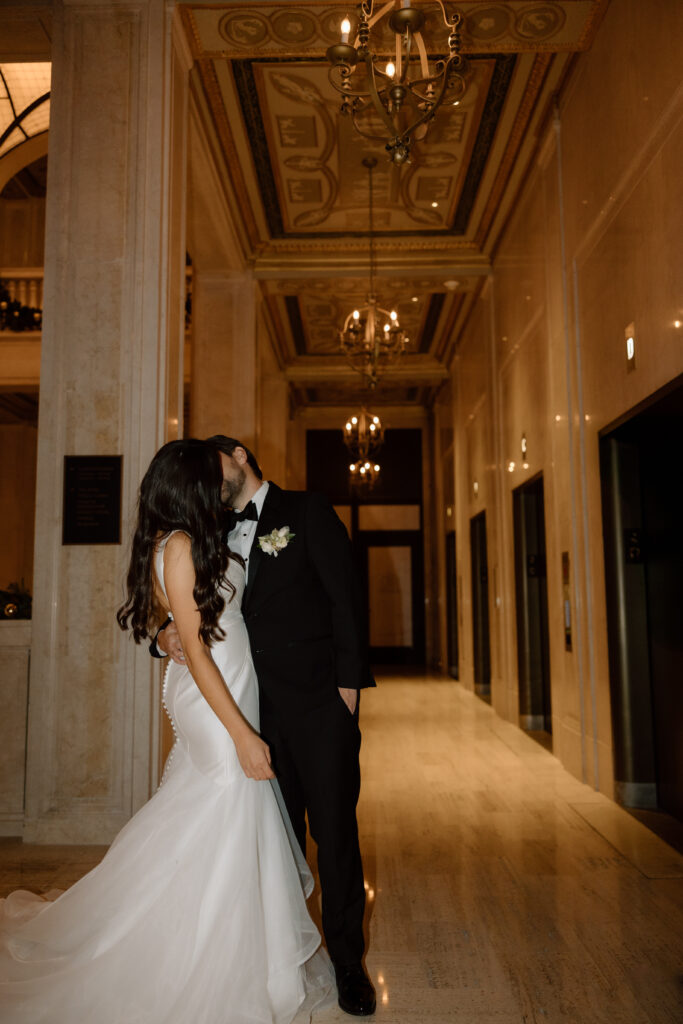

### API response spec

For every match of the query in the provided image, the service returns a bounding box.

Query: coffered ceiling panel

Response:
[232,55,505,237]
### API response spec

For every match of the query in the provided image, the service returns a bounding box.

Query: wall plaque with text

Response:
[63,456,122,545]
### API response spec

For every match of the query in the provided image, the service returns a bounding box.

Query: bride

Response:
[0,439,334,1023]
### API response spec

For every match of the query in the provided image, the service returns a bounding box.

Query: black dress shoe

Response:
[335,963,376,1016]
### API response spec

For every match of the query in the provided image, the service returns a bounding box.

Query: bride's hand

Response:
[235,729,275,781]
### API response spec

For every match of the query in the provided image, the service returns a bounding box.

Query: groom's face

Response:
[220,451,247,508]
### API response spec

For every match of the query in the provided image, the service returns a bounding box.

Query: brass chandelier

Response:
[344,407,384,487]
[338,156,408,389]
[326,0,467,165]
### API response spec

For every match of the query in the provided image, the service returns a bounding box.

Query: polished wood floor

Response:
[2,675,682,1023]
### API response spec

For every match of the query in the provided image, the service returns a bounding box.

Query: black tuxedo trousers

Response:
[237,484,375,967]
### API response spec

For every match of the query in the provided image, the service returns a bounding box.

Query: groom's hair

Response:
[206,435,263,480]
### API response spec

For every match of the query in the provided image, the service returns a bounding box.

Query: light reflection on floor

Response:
[3,675,683,1023]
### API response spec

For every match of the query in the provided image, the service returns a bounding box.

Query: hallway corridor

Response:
[2,676,682,1023]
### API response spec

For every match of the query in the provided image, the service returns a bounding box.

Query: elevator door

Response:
[446,531,459,678]
[513,475,552,736]
[600,377,683,819]
[470,512,490,699]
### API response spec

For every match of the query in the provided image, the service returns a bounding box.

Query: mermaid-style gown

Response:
[0,536,334,1022]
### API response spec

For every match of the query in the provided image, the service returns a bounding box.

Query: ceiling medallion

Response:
[338,157,408,389]
[326,0,468,165]
[344,407,384,488]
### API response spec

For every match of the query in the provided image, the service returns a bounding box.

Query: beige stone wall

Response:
[443,0,683,796]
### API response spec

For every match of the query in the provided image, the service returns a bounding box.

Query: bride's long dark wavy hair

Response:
[117,439,233,645]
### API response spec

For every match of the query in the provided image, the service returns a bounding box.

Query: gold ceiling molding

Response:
[261,235,483,255]
[474,51,554,248]
[266,276,477,294]
[193,57,263,253]
[178,3,204,62]
[284,353,448,381]
[181,2,610,58]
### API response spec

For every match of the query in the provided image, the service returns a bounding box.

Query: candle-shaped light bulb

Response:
[390,309,397,320]
[374,464,380,472]
[351,416,358,425]
[346,422,352,431]
[386,62,396,78]
[353,309,360,320]
[341,17,351,43]
[384,323,390,333]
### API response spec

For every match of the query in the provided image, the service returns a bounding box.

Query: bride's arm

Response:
[162,532,274,781]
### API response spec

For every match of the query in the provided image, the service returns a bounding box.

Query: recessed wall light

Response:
[625,322,636,372]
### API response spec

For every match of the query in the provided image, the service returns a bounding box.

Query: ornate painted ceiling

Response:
[182,1,608,407]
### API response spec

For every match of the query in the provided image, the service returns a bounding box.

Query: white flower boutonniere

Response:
[258,525,295,557]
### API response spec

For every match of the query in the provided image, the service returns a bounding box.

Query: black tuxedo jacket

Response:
[238,483,375,714]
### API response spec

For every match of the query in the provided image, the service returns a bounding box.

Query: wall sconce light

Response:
[521,434,529,470]
[625,322,636,372]
[507,461,515,473]
[473,480,478,497]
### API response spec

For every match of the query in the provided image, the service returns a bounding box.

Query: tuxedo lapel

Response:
[243,483,284,610]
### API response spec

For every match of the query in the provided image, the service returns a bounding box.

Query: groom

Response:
[155,436,376,1016]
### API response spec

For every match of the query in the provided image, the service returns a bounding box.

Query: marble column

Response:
[24,0,189,844]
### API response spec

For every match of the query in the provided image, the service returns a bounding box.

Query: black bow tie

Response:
[228,501,258,530]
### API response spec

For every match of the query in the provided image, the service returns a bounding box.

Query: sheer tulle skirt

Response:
[0,744,334,1023]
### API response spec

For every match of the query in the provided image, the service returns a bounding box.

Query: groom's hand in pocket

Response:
[157,620,186,664]
[339,687,358,715]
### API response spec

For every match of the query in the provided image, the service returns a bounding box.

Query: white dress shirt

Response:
[227,480,269,582]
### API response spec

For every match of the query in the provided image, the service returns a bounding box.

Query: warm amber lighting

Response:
[340,16,351,43]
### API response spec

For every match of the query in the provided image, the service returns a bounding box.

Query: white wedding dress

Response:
[0,535,334,1023]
